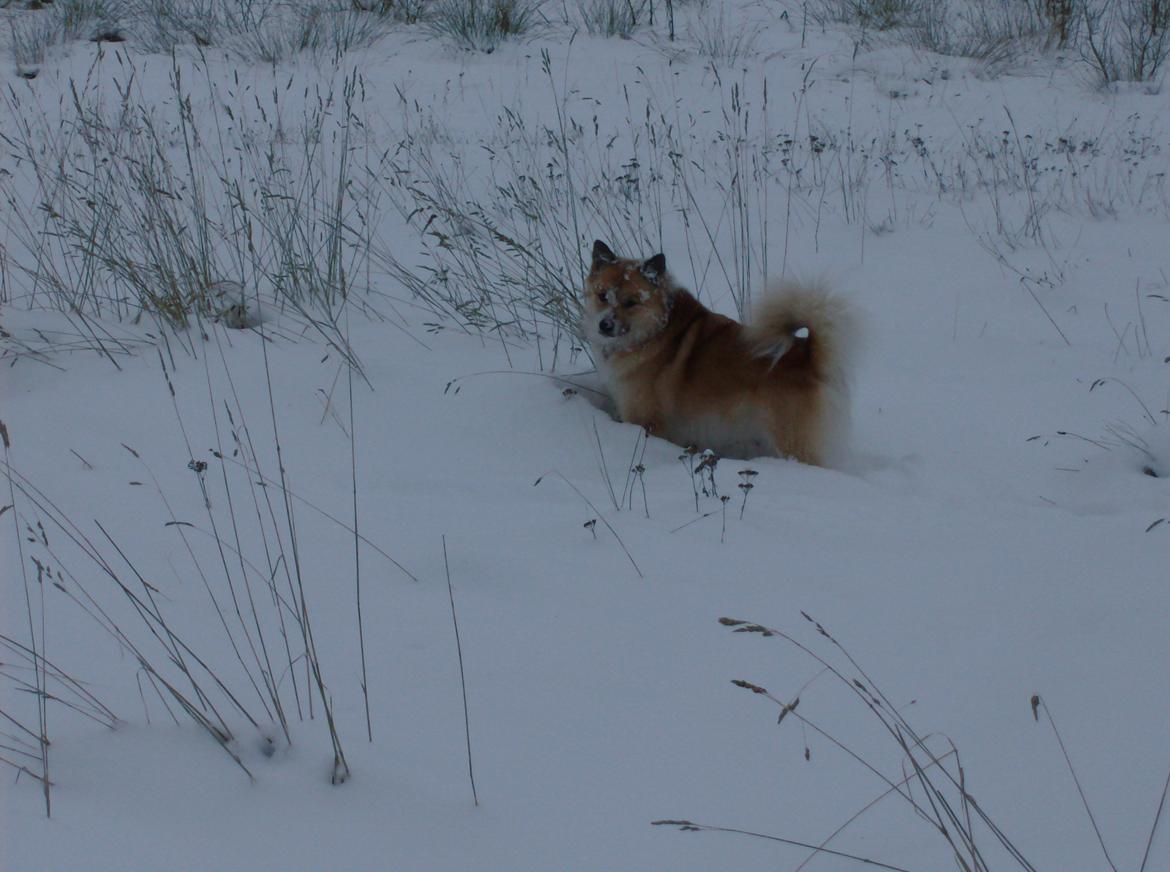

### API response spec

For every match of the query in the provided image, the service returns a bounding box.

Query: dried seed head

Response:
[651,820,701,832]
[694,454,719,473]
[777,697,800,724]
[732,623,776,637]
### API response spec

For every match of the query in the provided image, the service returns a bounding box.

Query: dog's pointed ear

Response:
[591,240,617,273]
[640,253,666,282]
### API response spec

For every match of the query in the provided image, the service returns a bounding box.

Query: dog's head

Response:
[582,240,674,353]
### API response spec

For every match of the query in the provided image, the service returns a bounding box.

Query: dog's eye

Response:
[621,299,638,309]
[596,293,608,305]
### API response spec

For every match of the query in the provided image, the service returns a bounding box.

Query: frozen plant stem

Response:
[650,820,910,871]
[679,448,700,513]
[443,536,478,807]
[2,421,50,817]
[1139,761,1170,872]
[720,616,1038,871]
[259,322,349,783]
[349,341,372,743]
[737,469,757,520]
[534,471,643,578]
[695,450,719,499]
[1031,694,1119,872]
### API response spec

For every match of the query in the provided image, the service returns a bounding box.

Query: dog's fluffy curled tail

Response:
[745,279,858,390]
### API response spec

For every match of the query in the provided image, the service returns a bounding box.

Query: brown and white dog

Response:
[581,240,856,466]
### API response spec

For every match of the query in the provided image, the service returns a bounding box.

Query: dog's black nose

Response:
[599,317,615,337]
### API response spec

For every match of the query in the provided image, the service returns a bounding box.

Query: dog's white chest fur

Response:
[596,356,775,459]
[673,410,776,460]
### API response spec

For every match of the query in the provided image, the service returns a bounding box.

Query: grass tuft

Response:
[424,0,543,51]
[574,0,645,37]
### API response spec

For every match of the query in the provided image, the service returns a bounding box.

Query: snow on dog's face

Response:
[582,240,673,354]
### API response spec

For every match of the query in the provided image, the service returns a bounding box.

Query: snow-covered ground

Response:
[3,3,1169,870]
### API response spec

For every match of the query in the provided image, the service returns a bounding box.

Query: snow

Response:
[2,3,1169,871]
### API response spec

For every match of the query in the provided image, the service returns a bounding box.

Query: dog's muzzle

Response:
[598,316,616,337]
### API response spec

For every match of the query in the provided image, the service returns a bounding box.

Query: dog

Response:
[580,240,856,466]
